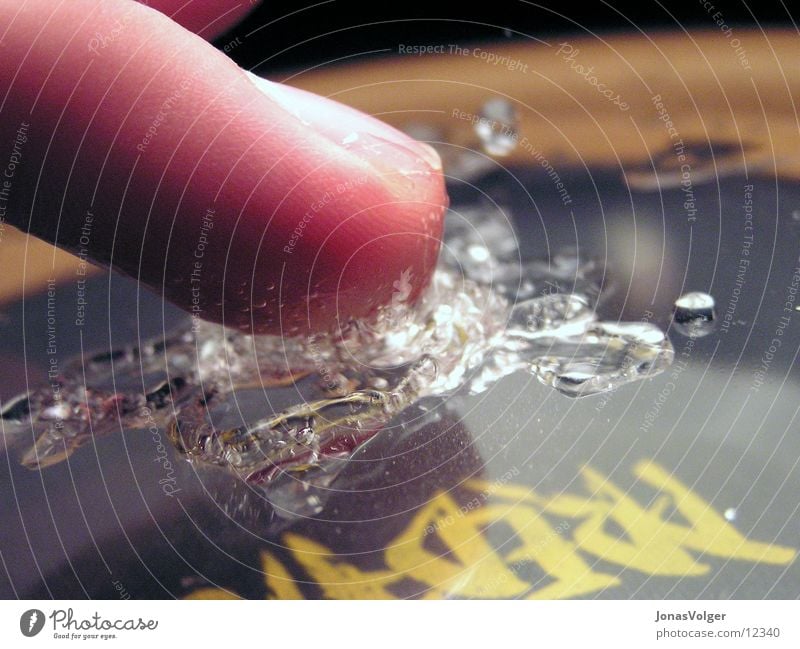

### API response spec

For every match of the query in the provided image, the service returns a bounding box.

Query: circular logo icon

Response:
[20,609,45,637]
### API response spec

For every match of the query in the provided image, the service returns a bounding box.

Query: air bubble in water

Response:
[673,291,716,338]
[724,507,737,522]
[475,98,519,157]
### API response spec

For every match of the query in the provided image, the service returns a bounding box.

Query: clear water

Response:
[474,98,519,157]
[673,291,716,338]
[2,205,674,518]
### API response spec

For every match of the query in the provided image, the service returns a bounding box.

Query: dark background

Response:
[216,0,798,74]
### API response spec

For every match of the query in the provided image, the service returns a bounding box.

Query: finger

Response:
[0,0,447,336]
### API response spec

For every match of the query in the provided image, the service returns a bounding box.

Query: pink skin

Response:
[0,0,447,336]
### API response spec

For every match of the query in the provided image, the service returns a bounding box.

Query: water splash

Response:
[475,98,519,157]
[2,205,673,518]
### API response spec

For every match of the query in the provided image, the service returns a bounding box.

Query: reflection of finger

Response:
[137,0,261,41]
[0,0,447,336]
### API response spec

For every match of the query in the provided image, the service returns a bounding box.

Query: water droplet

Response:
[724,507,737,522]
[527,321,673,397]
[42,403,72,420]
[792,210,800,222]
[0,394,30,422]
[475,97,519,157]
[467,244,490,262]
[673,291,716,338]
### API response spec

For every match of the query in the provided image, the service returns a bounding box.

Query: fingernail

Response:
[245,71,443,179]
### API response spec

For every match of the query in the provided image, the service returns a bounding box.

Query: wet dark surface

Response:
[2,167,799,599]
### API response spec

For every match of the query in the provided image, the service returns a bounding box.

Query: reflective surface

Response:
[1,165,799,599]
